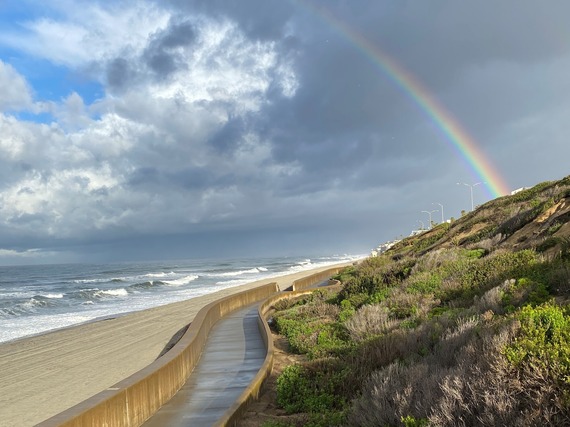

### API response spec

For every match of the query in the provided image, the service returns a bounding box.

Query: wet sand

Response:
[0,264,348,427]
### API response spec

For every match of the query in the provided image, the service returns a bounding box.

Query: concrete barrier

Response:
[216,268,347,426]
[37,282,279,427]
[291,266,344,291]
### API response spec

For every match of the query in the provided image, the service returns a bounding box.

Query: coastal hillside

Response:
[391,174,570,259]
[242,174,570,427]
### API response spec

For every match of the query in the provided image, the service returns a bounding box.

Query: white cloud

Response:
[0,1,170,67]
[146,19,295,110]
[0,60,33,111]
[0,1,301,246]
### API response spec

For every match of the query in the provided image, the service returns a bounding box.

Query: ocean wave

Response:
[289,259,313,271]
[208,267,266,277]
[72,278,111,284]
[41,293,64,299]
[128,280,166,291]
[163,275,199,286]
[68,287,129,301]
[0,295,60,317]
[100,288,128,297]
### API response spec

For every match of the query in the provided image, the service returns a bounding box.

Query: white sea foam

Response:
[42,293,64,299]
[163,275,199,286]
[100,288,128,297]
[211,267,265,277]
[73,278,111,284]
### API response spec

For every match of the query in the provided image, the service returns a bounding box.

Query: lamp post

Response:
[417,220,425,230]
[433,203,444,224]
[457,182,483,211]
[421,210,438,229]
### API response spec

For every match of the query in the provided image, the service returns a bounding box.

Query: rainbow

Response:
[292,1,511,198]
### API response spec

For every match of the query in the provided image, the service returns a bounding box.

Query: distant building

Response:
[511,187,530,195]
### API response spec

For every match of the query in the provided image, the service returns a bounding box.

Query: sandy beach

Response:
[0,264,349,427]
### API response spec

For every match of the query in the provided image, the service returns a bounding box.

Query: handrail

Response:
[37,282,279,427]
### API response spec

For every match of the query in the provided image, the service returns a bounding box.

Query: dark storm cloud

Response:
[207,116,246,153]
[166,0,295,39]
[127,165,237,192]
[236,0,570,190]
[106,57,133,91]
[143,19,196,77]
[105,18,198,91]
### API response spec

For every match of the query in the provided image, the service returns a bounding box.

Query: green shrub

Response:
[460,224,497,245]
[345,292,369,309]
[466,248,487,259]
[274,301,351,359]
[547,222,563,235]
[277,364,329,413]
[401,415,430,427]
[501,277,550,312]
[388,301,418,319]
[339,299,356,322]
[406,272,441,295]
[413,224,450,253]
[367,287,391,304]
[311,324,352,359]
[276,364,349,414]
[334,265,358,283]
[437,249,540,303]
[304,410,347,427]
[536,237,560,253]
[504,303,570,384]
[400,317,421,329]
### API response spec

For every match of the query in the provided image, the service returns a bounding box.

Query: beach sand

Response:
[0,264,348,427]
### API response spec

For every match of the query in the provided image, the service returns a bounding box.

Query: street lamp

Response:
[433,203,444,224]
[417,220,425,230]
[421,210,438,229]
[457,182,483,211]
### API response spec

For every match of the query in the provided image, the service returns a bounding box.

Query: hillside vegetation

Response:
[263,175,570,427]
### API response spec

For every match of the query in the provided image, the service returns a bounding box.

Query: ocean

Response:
[0,254,362,344]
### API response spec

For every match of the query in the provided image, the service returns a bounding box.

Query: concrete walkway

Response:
[143,304,265,426]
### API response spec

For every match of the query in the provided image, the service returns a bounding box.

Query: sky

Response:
[0,0,569,265]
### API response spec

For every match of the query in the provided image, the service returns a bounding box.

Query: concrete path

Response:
[143,304,265,427]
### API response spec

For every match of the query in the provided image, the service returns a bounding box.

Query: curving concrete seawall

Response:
[291,266,344,291]
[215,266,347,426]
[37,282,279,427]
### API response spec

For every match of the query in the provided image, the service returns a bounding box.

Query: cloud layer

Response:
[0,0,569,262]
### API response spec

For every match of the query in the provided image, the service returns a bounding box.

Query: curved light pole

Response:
[417,220,425,230]
[433,203,444,223]
[421,210,438,229]
[457,182,483,211]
